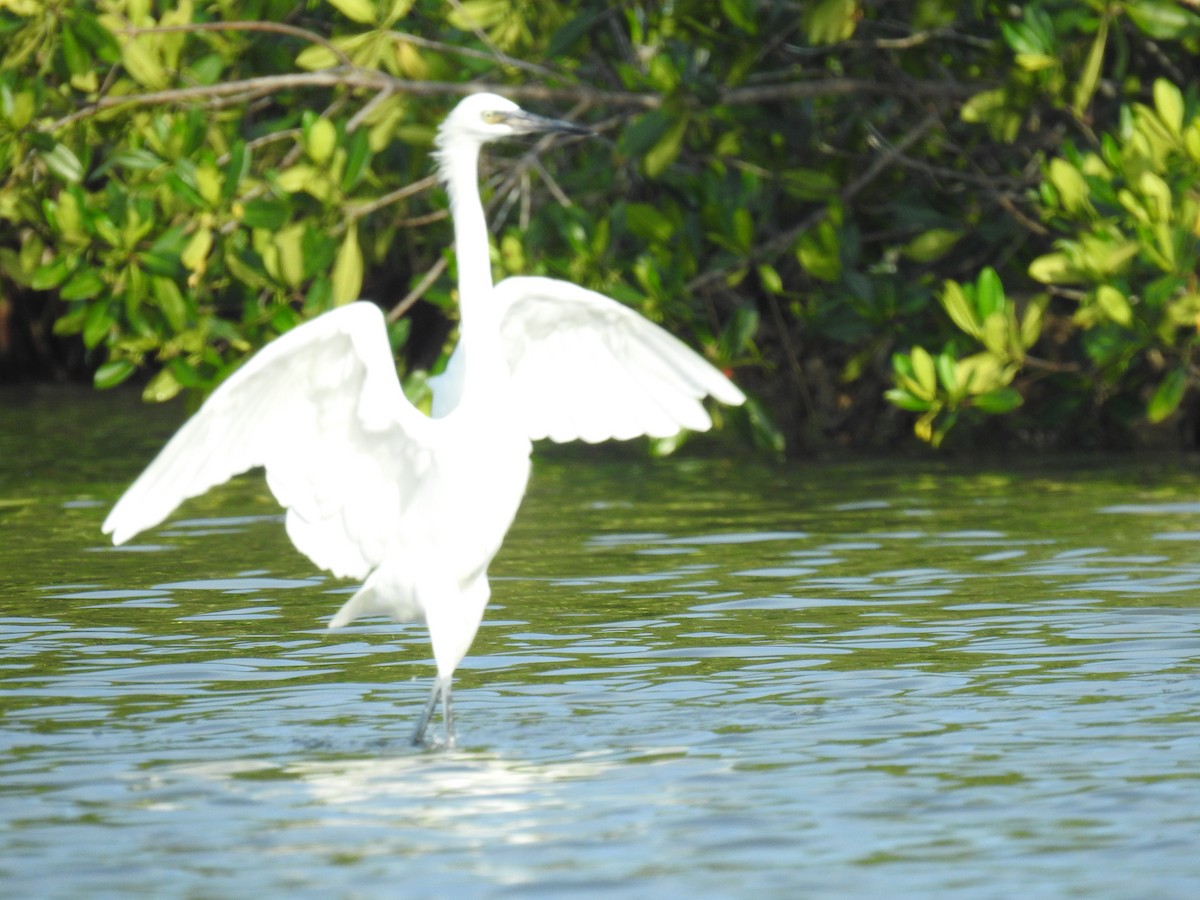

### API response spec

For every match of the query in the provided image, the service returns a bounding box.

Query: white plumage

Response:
[103,93,745,747]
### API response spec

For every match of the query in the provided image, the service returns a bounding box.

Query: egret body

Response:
[103,93,745,747]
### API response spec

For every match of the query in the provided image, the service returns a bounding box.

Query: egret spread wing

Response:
[103,302,437,579]
[491,276,745,443]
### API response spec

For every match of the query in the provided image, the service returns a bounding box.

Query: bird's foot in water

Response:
[411,674,456,749]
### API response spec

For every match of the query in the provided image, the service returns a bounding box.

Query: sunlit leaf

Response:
[142,367,183,402]
[643,114,688,178]
[1153,78,1184,137]
[40,144,83,183]
[803,0,858,45]
[1095,284,1133,327]
[940,280,982,339]
[332,223,363,305]
[327,0,378,25]
[902,228,962,263]
[910,345,937,398]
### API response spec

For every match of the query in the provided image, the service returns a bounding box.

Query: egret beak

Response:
[498,110,594,137]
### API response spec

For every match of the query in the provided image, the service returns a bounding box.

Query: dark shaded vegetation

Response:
[2,1,1200,454]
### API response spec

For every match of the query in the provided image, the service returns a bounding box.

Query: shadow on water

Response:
[2,386,1200,897]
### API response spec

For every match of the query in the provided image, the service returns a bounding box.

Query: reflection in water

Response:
[2,402,1200,896]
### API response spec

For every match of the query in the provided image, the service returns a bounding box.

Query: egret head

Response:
[436,93,592,150]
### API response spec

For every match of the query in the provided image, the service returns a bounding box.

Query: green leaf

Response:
[1125,1,1200,40]
[239,199,290,230]
[547,11,601,57]
[885,387,932,413]
[31,257,71,290]
[341,128,371,191]
[152,276,188,331]
[976,267,1005,318]
[973,387,1023,414]
[83,302,113,348]
[1072,17,1107,117]
[719,0,758,34]
[166,172,208,208]
[93,359,136,389]
[60,268,105,300]
[332,223,363,305]
[935,352,958,394]
[41,144,83,183]
[1147,367,1188,423]
[222,141,248,202]
[618,110,671,158]
[624,203,675,243]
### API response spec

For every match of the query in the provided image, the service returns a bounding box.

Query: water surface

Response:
[2,387,1199,897]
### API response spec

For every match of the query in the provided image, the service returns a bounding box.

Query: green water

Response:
[3,387,1200,897]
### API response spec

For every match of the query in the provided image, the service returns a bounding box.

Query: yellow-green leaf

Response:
[1095,284,1133,327]
[803,0,859,45]
[1028,252,1077,284]
[447,0,507,30]
[306,118,338,165]
[940,280,982,338]
[643,114,688,178]
[910,346,937,398]
[142,367,183,403]
[332,223,363,305]
[1138,170,1173,222]
[1153,78,1185,137]
[327,0,377,25]
[981,311,1008,356]
[757,263,783,295]
[296,44,339,71]
[1015,52,1057,71]
[121,37,168,89]
[277,164,320,193]
[1019,295,1049,349]
[181,227,213,273]
[1048,158,1091,216]
[271,224,306,286]
[903,228,962,263]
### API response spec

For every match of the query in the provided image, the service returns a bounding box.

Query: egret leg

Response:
[411,675,455,749]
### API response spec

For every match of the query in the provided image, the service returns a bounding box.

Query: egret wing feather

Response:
[491,276,745,443]
[102,302,436,579]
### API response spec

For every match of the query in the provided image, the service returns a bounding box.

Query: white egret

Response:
[103,93,745,747]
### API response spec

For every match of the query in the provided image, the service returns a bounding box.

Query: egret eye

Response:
[481,110,503,124]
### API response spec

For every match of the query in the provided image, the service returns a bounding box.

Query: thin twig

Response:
[387,256,448,323]
[346,174,440,221]
[687,113,940,293]
[119,20,354,67]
